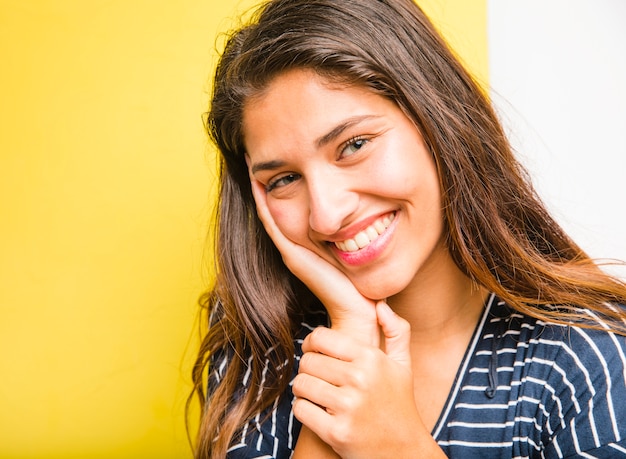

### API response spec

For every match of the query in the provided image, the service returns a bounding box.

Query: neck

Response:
[387,249,488,345]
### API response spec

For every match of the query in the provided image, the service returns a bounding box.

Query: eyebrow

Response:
[315,115,380,148]
[251,159,288,174]
[250,115,381,174]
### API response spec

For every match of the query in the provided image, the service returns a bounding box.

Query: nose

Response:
[307,172,358,236]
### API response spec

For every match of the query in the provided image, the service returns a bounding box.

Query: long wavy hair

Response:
[190,0,626,456]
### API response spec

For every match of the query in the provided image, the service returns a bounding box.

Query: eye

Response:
[341,136,368,158]
[266,173,301,192]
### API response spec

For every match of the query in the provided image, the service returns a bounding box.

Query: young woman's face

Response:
[244,69,454,300]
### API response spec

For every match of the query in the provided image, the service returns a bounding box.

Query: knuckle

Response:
[291,373,309,397]
[298,352,313,372]
[302,327,319,349]
[327,418,354,447]
[362,346,378,360]
[398,316,411,334]
[310,326,328,342]
[303,327,325,349]
[292,397,307,422]
[346,367,369,389]
[338,389,360,412]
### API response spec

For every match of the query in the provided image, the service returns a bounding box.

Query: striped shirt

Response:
[212,294,626,458]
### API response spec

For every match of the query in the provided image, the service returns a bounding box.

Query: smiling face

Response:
[244,69,458,301]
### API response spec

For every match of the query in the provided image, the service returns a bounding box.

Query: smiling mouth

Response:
[334,212,396,252]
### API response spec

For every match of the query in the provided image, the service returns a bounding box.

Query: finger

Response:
[249,178,291,252]
[250,181,345,291]
[376,301,412,369]
[299,350,351,386]
[250,178,335,292]
[249,178,340,283]
[292,372,344,412]
[249,178,315,275]
[302,327,364,361]
[293,396,334,440]
[250,178,379,345]
[250,180,352,303]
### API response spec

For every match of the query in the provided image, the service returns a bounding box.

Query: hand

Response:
[250,178,378,346]
[251,178,444,457]
[293,301,439,459]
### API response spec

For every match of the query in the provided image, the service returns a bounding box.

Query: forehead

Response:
[241,69,393,155]
[243,69,354,119]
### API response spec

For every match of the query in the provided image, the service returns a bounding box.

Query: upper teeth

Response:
[334,213,395,252]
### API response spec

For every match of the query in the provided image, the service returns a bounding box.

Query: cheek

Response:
[393,152,441,207]
[370,159,430,200]
[267,200,309,242]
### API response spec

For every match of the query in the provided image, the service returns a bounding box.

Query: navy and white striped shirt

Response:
[212,294,626,458]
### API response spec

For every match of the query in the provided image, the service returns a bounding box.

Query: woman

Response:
[191,0,626,457]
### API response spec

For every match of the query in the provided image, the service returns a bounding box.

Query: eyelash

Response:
[265,173,301,192]
[341,136,369,157]
[264,136,370,192]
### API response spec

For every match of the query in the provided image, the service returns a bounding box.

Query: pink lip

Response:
[331,211,399,266]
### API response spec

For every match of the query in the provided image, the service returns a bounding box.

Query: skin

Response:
[244,69,487,458]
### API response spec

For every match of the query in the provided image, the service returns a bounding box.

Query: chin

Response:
[353,278,408,302]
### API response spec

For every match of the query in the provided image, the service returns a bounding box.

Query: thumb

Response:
[250,177,379,346]
[376,301,412,369]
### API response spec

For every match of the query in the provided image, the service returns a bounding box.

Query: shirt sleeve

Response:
[206,344,300,459]
[224,393,301,459]
[541,325,626,458]
[216,314,326,459]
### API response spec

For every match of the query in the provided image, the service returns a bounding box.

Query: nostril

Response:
[307,175,359,235]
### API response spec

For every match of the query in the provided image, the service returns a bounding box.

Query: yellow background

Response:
[0,1,486,457]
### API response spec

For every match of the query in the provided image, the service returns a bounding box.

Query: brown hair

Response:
[191,0,626,456]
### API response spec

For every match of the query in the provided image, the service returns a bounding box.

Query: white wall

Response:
[488,0,626,279]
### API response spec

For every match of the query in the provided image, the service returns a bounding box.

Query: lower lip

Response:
[332,212,399,266]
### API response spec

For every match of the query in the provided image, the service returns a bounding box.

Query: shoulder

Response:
[524,304,626,387]
[486,297,626,365]
[491,297,626,455]
[540,321,626,455]
[487,297,626,384]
